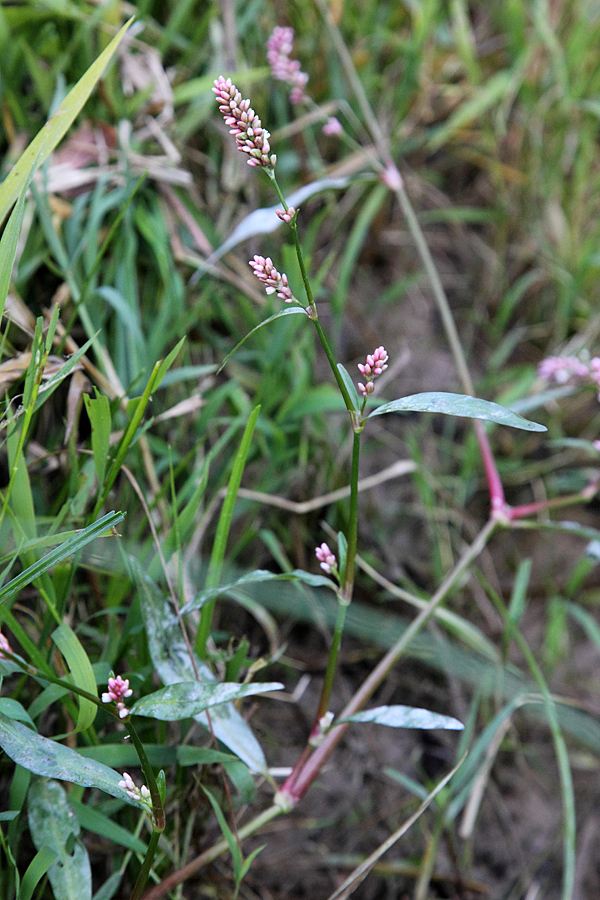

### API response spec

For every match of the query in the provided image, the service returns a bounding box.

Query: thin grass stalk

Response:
[195,405,261,658]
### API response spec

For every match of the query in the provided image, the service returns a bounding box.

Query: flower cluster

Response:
[538,355,590,385]
[315,542,337,574]
[0,631,13,659]
[266,26,309,104]
[276,206,297,224]
[249,255,298,304]
[538,354,600,400]
[357,346,389,397]
[119,772,152,813]
[212,76,276,170]
[102,675,133,719]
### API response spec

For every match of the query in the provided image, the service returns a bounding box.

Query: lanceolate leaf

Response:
[130,556,270,773]
[0,712,139,804]
[28,779,92,900]
[130,681,282,721]
[367,392,546,432]
[340,704,464,730]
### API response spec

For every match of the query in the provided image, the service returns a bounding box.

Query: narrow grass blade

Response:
[0,19,134,227]
[195,405,261,656]
[0,511,124,605]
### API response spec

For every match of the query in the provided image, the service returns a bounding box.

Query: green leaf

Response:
[18,846,58,900]
[336,363,360,411]
[340,704,464,730]
[367,392,546,431]
[0,698,35,729]
[216,308,308,374]
[83,392,111,489]
[130,681,282,720]
[28,779,92,900]
[0,165,34,320]
[0,19,134,227]
[51,623,98,732]
[0,712,138,804]
[182,568,337,614]
[0,511,124,605]
[131,556,269,773]
[68,799,147,855]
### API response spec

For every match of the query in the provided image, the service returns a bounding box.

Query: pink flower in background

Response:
[316,542,337,574]
[250,255,298,304]
[357,346,388,397]
[102,674,133,719]
[537,355,589,384]
[0,631,13,659]
[266,26,309,104]
[212,76,276,169]
[322,116,342,136]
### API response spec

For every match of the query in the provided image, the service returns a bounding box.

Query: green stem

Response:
[125,721,166,832]
[130,829,161,900]
[341,430,361,599]
[313,319,357,418]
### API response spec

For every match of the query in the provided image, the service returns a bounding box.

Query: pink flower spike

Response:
[102,674,133,718]
[315,542,337,574]
[322,116,343,136]
[266,26,309,105]
[357,346,388,397]
[212,76,276,170]
[249,255,298,304]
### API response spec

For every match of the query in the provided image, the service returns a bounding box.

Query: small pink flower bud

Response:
[315,542,337,574]
[276,207,297,223]
[322,116,343,136]
[357,346,388,397]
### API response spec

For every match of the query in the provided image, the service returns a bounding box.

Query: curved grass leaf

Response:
[28,779,91,900]
[216,308,308,374]
[51,623,97,732]
[340,704,464,730]
[130,681,282,721]
[0,19,134,227]
[0,712,138,804]
[0,511,124,605]
[367,392,546,431]
[182,568,336,615]
[18,846,58,900]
